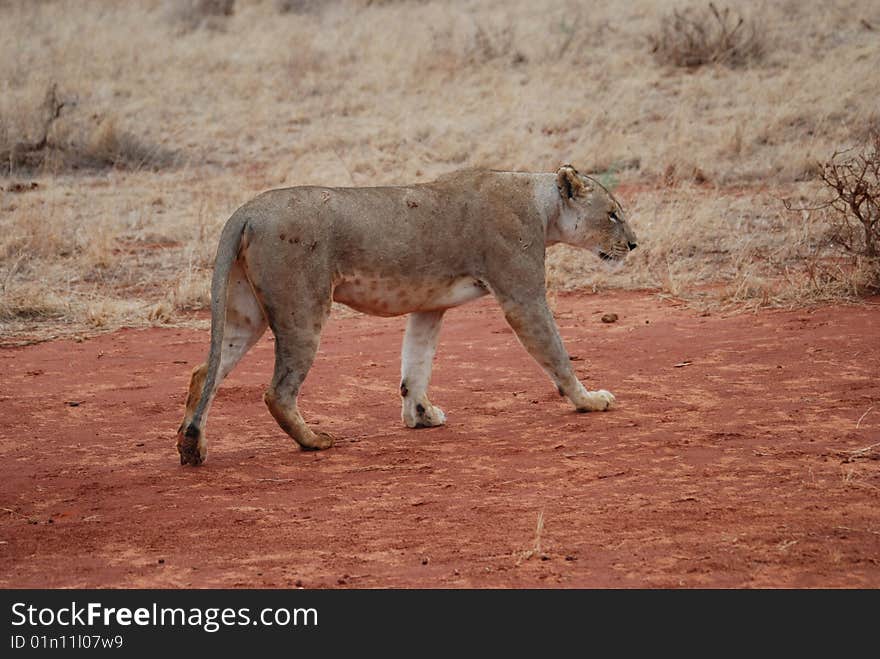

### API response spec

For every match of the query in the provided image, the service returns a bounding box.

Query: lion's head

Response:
[550,164,637,261]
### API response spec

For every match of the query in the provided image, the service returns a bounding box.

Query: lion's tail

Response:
[184,212,250,440]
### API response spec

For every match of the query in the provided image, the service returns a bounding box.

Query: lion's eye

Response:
[609,211,620,223]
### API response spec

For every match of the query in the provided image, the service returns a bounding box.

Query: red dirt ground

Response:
[1,291,878,588]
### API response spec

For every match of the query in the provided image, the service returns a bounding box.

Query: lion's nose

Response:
[627,242,638,251]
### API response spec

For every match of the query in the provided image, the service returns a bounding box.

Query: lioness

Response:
[177,165,637,465]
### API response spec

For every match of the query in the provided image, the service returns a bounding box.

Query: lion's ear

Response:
[556,164,587,199]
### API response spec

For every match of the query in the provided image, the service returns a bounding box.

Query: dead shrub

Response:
[423,17,517,72]
[819,133,880,261]
[651,3,764,68]
[0,84,177,174]
[785,132,880,294]
[276,0,323,13]
[166,0,235,32]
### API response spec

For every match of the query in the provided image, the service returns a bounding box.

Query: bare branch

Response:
[1,83,69,172]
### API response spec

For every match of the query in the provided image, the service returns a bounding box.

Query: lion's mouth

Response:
[599,243,636,262]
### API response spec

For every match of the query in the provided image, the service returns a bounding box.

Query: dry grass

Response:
[1,0,879,340]
[518,510,546,563]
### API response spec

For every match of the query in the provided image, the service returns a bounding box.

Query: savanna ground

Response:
[1,0,879,587]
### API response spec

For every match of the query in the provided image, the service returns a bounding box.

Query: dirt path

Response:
[1,291,878,588]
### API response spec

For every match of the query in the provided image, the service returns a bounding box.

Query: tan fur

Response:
[176,165,637,465]
[179,363,207,430]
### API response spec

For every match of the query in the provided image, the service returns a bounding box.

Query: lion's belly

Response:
[332,275,489,317]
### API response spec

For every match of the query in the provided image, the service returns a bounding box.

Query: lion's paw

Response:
[403,401,447,429]
[297,430,335,451]
[177,426,207,466]
[576,389,615,412]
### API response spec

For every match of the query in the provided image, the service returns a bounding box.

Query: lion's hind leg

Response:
[177,260,267,465]
[262,291,335,451]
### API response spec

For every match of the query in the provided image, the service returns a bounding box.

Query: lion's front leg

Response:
[496,294,614,413]
[400,310,447,428]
